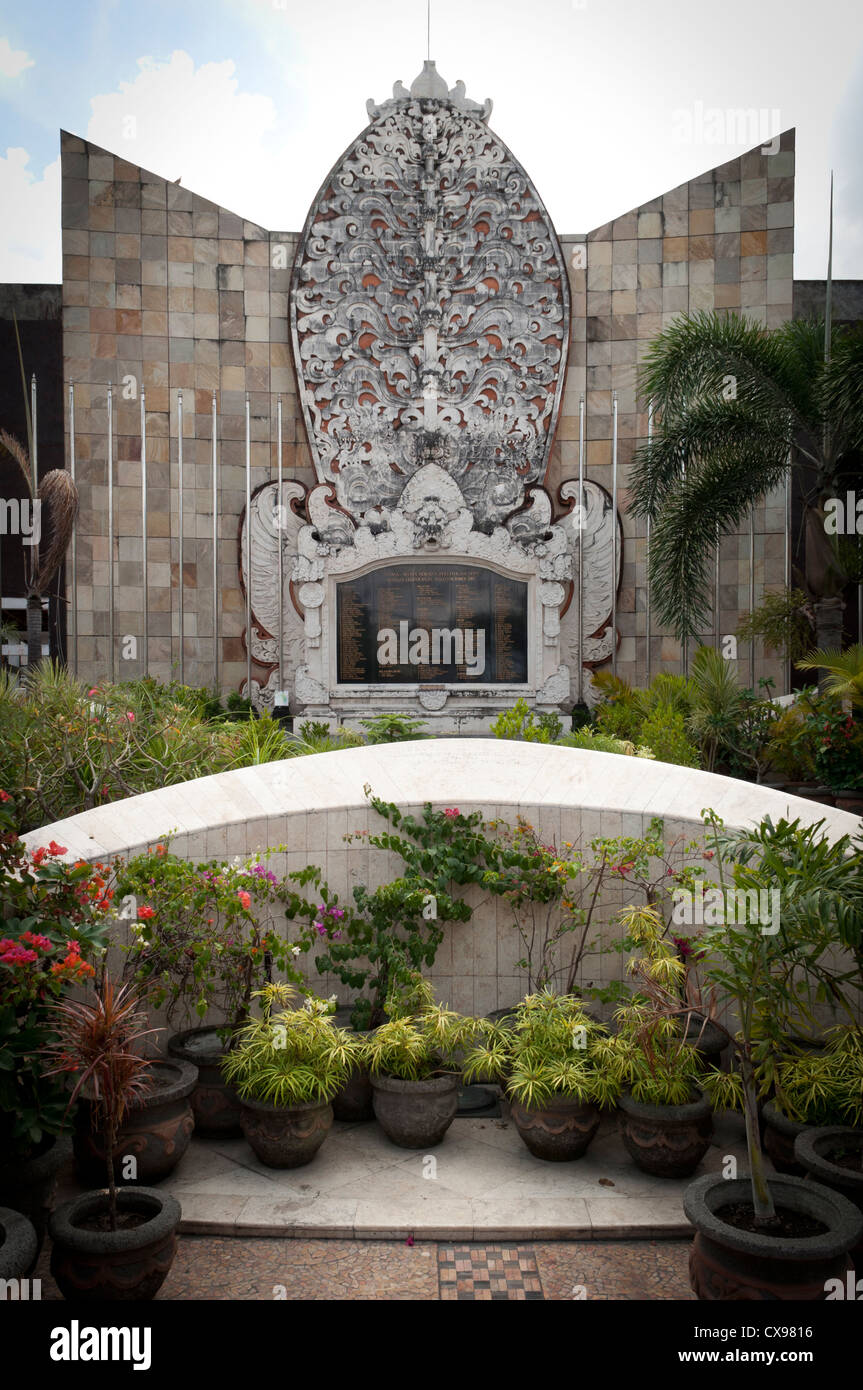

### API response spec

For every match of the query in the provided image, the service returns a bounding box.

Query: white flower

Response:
[291,946,301,958]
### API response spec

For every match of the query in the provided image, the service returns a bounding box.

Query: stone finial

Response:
[367,61,492,122]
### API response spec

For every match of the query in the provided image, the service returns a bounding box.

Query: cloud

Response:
[0,150,60,281]
[0,37,34,79]
[86,50,282,225]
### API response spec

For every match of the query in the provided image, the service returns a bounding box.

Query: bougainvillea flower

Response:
[137,905,156,919]
[444,808,459,819]
[237,890,252,910]
[47,841,68,857]
[0,789,10,802]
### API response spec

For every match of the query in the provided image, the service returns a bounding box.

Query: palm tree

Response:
[796,643,863,709]
[0,430,78,669]
[629,312,863,648]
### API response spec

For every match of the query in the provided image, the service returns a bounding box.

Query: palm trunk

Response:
[813,596,844,654]
[26,592,43,668]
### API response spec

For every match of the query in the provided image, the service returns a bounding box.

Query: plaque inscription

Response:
[336,565,528,685]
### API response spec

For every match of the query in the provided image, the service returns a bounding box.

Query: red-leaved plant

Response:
[41,976,158,1231]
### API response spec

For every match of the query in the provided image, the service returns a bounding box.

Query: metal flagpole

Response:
[31,374,38,490]
[277,395,284,694]
[714,526,721,651]
[177,390,184,685]
[245,393,252,698]
[749,508,756,690]
[784,460,791,693]
[107,383,115,682]
[69,382,78,675]
[611,391,618,679]
[646,401,653,684]
[212,391,219,693]
[141,389,148,677]
[577,392,585,705]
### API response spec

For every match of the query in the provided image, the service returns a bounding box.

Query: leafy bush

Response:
[361,976,480,1081]
[464,990,619,1110]
[639,707,700,768]
[557,726,654,757]
[489,698,562,743]
[360,714,428,743]
[221,984,358,1106]
[736,587,815,664]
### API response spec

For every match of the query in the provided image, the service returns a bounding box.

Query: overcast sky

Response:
[1,0,862,283]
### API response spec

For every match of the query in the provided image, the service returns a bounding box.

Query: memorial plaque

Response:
[336,564,528,685]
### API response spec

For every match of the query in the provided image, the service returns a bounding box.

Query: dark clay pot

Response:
[685,1173,863,1300]
[510,1094,601,1161]
[240,1096,333,1168]
[74,1059,197,1187]
[49,1187,181,1302]
[762,1100,816,1177]
[371,1073,459,1149]
[833,790,863,815]
[169,1026,242,1136]
[0,1207,38,1284]
[331,1020,376,1123]
[618,1090,713,1178]
[0,1134,71,1265]
[795,1127,863,1270]
[683,1015,728,1067]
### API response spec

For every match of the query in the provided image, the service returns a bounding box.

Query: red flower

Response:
[444,809,460,819]
[0,790,10,803]
[138,905,156,920]
[237,890,252,910]
[31,847,47,867]
[47,841,68,857]
[20,931,52,951]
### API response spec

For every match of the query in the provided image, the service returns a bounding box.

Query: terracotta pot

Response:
[0,1134,71,1264]
[795,1127,863,1271]
[239,1096,333,1168]
[169,1026,242,1136]
[49,1187,181,1302]
[618,1089,713,1178]
[509,1093,601,1161]
[371,1073,459,1148]
[74,1059,197,1187]
[685,1173,863,1300]
[0,1207,38,1284]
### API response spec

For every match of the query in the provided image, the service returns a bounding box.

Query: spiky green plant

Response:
[463,990,619,1111]
[796,644,863,708]
[221,985,359,1107]
[360,977,480,1081]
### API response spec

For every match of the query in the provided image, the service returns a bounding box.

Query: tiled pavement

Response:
[148,1105,752,1241]
[32,1235,695,1300]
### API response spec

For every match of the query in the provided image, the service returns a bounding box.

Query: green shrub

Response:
[557,726,654,758]
[639,707,700,767]
[490,697,560,742]
[360,714,428,743]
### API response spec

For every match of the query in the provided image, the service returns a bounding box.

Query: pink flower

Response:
[444,809,459,820]
[237,890,251,910]
[88,688,99,696]
[0,790,10,803]
[125,712,135,722]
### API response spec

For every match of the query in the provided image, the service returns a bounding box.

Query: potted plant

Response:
[118,843,316,1136]
[603,907,713,1179]
[73,1055,198,1187]
[759,1028,863,1175]
[682,812,863,1300]
[362,976,479,1149]
[464,990,618,1161]
[43,975,182,1301]
[795,1126,863,1272]
[221,985,357,1168]
[0,809,112,1253]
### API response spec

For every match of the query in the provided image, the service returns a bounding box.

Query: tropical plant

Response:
[359,713,428,743]
[0,806,114,1157]
[805,704,863,791]
[360,976,479,1081]
[463,990,619,1110]
[767,1027,863,1127]
[557,726,655,758]
[223,709,290,765]
[692,810,863,1225]
[117,844,315,1038]
[489,699,562,742]
[630,312,863,646]
[736,587,816,665]
[220,984,358,1107]
[796,643,863,709]
[40,976,157,1231]
[639,706,700,768]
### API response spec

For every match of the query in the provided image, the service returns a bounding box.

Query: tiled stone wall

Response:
[62,128,796,702]
[61,130,310,692]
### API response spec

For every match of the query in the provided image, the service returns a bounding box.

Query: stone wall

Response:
[61,126,797,703]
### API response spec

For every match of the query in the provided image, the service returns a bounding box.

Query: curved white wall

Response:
[24,742,861,1016]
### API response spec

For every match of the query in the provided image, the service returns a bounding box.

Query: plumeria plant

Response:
[116,842,318,1041]
[0,796,114,1156]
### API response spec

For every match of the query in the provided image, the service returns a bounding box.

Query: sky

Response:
[1,0,862,283]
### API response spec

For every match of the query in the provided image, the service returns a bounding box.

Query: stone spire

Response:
[367,61,492,122]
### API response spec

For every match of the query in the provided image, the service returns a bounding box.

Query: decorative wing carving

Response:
[240,481,307,706]
[291,64,570,529]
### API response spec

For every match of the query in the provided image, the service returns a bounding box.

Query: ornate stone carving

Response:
[290,62,570,529]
